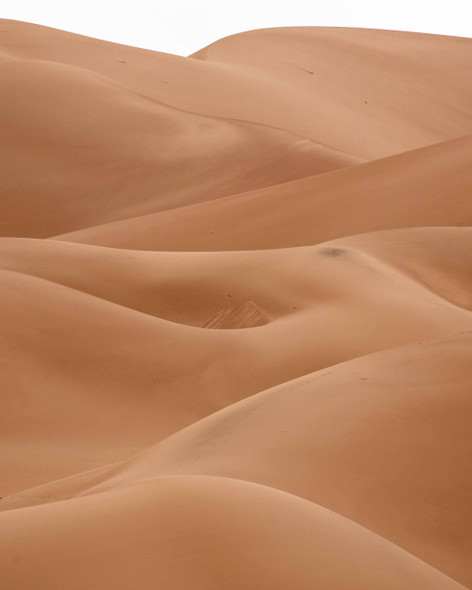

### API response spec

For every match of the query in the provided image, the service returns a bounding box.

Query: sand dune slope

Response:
[1,232,472,494]
[331,227,472,311]
[3,332,471,585]
[10,333,469,585]
[4,227,472,321]
[2,20,471,159]
[0,57,353,238]
[192,27,472,158]
[0,476,467,590]
[57,133,472,250]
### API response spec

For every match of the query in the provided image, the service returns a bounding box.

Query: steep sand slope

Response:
[57,134,472,250]
[0,477,465,590]
[1,232,472,494]
[11,333,469,585]
[0,58,354,238]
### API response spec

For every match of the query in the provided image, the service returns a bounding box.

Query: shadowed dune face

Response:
[0,19,471,590]
[57,134,472,250]
[0,58,357,238]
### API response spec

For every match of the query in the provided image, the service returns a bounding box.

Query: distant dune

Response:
[0,19,471,590]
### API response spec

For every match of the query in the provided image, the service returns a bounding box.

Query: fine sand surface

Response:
[0,19,471,590]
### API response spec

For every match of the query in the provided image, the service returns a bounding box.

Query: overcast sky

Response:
[2,0,471,56]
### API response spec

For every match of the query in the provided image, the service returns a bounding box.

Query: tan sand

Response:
[1,232,471,495]
[0,476,467,590]
[0,19,471,590]
[56,134,472,250]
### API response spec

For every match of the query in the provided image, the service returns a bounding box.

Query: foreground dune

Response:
[0,476,467,590]
[4,332,470,586]
[0,19,471,590]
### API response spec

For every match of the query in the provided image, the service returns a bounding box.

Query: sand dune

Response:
[2,233,471,494]
[2,20,472,238]
[1,476,467,590]
[192,27,472,158]
[0,57,355,238]
[57,133,472,250]
[109,332,470,586]
[5,333,470,585]
[0,19,471,590]
[3,20,471,159]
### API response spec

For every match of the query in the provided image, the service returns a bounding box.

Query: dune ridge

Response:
[0,19,471,590]
[55,133,472,250]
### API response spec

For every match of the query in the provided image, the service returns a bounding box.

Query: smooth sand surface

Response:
[56,134,472,250]
[1,233,471,495]
[0,19,471,590]
[1,476,467,590]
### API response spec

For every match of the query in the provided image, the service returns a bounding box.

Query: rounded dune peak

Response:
[0,476,467,590]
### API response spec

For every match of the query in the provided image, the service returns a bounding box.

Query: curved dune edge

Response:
[53,133,472,250]
[1,230,472,495]
[2,20,472,238]
[1,226,472,324]
[3,20,471,158]
[0,476,467,590]
[1,56,356,238]
[3,332,471,586]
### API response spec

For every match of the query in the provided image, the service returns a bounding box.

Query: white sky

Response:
[2,0,471,56]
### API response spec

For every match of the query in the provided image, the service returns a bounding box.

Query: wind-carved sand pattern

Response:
[0,19,471,590]
[203,300,270,329]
